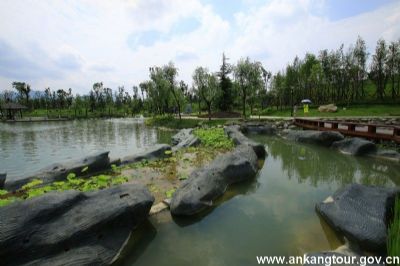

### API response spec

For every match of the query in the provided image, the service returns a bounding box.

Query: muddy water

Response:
[116,135,399,266]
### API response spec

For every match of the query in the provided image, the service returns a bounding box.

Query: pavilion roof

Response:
[0,102,27,110]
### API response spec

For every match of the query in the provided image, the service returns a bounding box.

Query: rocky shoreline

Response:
[0,120,399,265]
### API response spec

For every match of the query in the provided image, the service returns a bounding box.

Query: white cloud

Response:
[0,0,399,94]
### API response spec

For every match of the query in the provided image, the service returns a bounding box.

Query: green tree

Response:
[162,62,184,120]
[193,67,220,120]
[12,81,31,107]
[387,40,400,99]
[216,53,234,111]
[370,39,388,100]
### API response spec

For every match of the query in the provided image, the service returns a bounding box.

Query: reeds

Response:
[388,196,400,256]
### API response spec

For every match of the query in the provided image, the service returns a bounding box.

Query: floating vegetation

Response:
[165,188,176,198]
[0,170,129,207]
[0,128,235,207]
[388,196,400,256]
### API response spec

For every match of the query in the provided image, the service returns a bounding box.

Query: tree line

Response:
[1,36,399,119]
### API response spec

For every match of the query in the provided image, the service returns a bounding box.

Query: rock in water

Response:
[240,123,276,135]
[121,144,171,164]
[286,130,344,147]
[170,145,258,216]
[331,138,377,156]
[4,151,111,191]
[372,149,400,162]
[0,184,154,266]
[224,125,266,158]
[316,184,399,253]
[171,129,200,149]
[0,173,6,189]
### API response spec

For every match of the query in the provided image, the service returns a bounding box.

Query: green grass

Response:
[0,172,129,207]
[260,104,400,117]
[388,196,400,256]
[146,115,232,129]
[22,107,136,119]
[194,128,234,149]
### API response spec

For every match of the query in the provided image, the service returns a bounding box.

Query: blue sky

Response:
[0,0,399,94]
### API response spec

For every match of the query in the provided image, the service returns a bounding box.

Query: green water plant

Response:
[194,127,234,150]
[0,172,130,207]
[388,196,400,256]
[165,188,176,198]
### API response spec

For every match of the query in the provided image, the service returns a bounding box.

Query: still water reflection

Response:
[116,135,399,266]
[0,119,173,179]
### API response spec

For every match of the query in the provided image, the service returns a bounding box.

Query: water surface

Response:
[1,122,398,265]
[117,135,399,266]
[0,119,173,179]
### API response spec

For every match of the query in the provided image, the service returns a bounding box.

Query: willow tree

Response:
[233,57,264,117]
[370,39,388,100]
[12,81,31,106]
[387,40,400,99]
[193,66,220,120]
[162,62,184,120]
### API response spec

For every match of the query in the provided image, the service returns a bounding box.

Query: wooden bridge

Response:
[293,118,400,143]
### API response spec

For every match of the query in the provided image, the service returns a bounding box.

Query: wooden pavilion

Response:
[0,102,27,120]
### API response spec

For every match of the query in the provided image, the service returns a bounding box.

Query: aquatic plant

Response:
[388,196,400,256]
[194,127,234,149]
[165,188,176,198]
[0,170,130,207]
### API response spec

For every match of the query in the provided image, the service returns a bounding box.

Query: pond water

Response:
[1,120,399,265]
[0,119,173,179]
[116,135,400,266]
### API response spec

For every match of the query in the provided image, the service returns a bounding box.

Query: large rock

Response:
[240,123,276,135]
[370,149,400,163]
[318,104,338,113]
[4,152,111,191]
[171,129,200,150]
[121,144,171,165]
[286,130,344,147]
[170,145,258,216]
[0,184,154,266]
[224,125,266,158]
[0,173,6,189]
[316,184,399,253]
[332,138,377,156]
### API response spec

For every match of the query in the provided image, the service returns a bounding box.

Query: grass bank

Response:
[145,115,237,129]
[259,104,400,117]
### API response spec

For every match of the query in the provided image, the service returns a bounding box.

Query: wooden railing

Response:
[293,118,400,143]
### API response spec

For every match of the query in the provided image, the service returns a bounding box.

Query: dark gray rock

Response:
[121,144,171,165]
[316,184,399,253]
[170,145,258,216]
[371,149,400,162]
[0,184,154,266]
[240,123,276,135]
[286,130,344,147]
[4,152,111,191]
[224,125,267,158]
[0,173,6,189]
[332,138,377,156]
[171,129,200,149]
